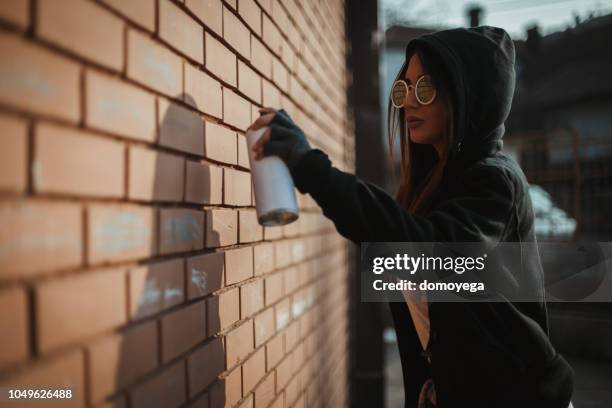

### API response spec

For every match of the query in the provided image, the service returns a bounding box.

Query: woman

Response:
[248,25,574,408]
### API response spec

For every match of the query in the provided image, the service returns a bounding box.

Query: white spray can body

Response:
[245,126,299,226]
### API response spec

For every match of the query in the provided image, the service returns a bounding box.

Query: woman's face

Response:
[404,53,448,150]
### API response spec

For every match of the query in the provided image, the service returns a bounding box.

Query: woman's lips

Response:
[407,119,424,129]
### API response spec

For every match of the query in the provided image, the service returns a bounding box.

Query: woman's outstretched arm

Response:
[291,147,517,246]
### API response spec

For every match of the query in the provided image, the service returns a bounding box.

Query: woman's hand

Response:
[248,107,313,171]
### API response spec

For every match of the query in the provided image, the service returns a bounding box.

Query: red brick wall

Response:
[0,1,353,407]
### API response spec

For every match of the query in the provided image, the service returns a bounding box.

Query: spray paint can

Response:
[246,126,299,226]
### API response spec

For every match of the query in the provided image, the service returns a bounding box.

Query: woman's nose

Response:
[404,86,420,109]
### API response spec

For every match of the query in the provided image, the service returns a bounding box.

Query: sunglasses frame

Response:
[390,74,437,108]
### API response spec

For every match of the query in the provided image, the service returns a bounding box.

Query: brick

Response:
[275,240,291,268]
[0,287,29,369]
[33,122,124,198]
[185,0,223,36]
[223,88,251,131]
[128,146,185,202]
[238,0,261,35]
[159,0,204,63]
[250,103,260,123]
[284,320,298,350]
[238,60,262,103]
[87,204,156,264]
[290,240,305,262]
[36,268,126,354]
[158,98,204,155]
[263,224,283,240]
[224,168,252,206]
[0,32,79,122]
[161,300,206,362]
[254,307,274,346]
[209,368,242,408]
[184,63,223,118]
[185,248,223,297]
[259,0,275,17]
[275,356,292,391]
[237,133,250,169]
[239,209,263,243]
[254,242,275,275]
[272,57,289,93]
[101,0,155,31]
[0,113,27,192]
[275,297,290,330]
[187,337,225,397]
[207,287,239,335]
[240,278,264,318]
[185,161,223,204]
[291,342,305,374]
[280,37,295,73]
[243,346,265,394]
[0,201,82,280]
[225,246,253,285]
[262,78,281,108]
[85,70,156,143]
[291,290,307,318]
[204,121,237,164]
[130,360,186,408]
[271,0,290,34]
[188,392,209,408]
[254,372,276,408]
[283,265,299,295]
[159,208,204,254]
[238,394,254,408]
[265,272,283,306]
[88,321,158,404]
[284,375,298,406]
[266,333,284,369]
[0,350,85,407]
[205,32,237,86]
[262,14,281,55]
[269,393,284,408]
[129,258,185,320]
[0,0,28,28]
[127,28,182,96]
[38,0,123,71]
[251,35,272,78]
[225,320,253,368]
[205,209,238,247]
[223,5,250,59]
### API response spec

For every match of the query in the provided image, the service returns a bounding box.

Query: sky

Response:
[380,0,612,39]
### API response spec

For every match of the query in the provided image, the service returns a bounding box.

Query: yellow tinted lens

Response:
[416,75,436,104]
[391,80,407,107]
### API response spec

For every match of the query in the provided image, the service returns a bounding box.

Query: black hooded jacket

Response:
[289,26,575,407]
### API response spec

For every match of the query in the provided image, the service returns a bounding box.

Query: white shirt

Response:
[397,276,430,351]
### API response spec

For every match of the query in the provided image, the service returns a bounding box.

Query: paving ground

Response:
[383,330,612,408]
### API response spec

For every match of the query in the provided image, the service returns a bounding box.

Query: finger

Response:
[270,109,294,128]
[248,111,276,131]
[258,106,276,114]
[251,127,272,151]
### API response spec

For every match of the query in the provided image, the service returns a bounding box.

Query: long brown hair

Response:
[386,46,456,215]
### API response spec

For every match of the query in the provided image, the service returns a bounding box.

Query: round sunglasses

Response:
[390,75,437,107]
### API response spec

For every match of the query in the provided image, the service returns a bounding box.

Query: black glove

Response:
[261,109,313,171]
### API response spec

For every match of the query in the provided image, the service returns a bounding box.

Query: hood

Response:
[404,25,517,178]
